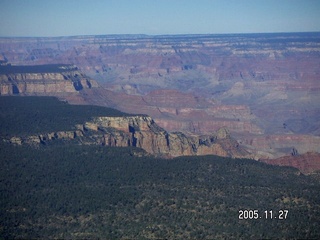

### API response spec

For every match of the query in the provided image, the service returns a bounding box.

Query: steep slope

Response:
[0,63,98,95]
[1,33,319,160]
[64,86,320,159]
[260,152,320,174]
[0,96,249,158]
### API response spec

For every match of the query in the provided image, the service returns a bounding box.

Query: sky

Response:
[1,0,320,37]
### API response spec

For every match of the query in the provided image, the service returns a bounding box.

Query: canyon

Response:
[0,33,319,170]
[5,114,248,159]
[0,63,98,94]
[260,152,320,174]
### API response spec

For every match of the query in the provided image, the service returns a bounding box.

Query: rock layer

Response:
[0,64,98,95]
[6,116,249,158]
[260,152,320,174]
[1,33,319,161]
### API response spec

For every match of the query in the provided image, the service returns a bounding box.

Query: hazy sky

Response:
[1,0,320,37]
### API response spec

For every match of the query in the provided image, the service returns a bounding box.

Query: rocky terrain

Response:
[0,63,98,95]
[6,114,248,158]
[0,32,319,163]
[260,152,320,174]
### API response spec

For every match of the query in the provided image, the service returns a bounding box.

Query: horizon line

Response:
[1,31,320,39]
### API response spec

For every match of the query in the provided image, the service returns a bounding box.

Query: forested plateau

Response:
[1,96,320,239]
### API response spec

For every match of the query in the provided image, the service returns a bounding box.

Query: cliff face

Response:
[62,86,319,160]
[89,116,248,158]
[237,134,320,159]
[260,152,320,174]
[1,33,319,162]
[0,64,98,95]
[2,34,319,85]
[7,115,249,158]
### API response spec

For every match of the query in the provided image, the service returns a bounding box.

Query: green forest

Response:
[1,96,320,239]
[0,96,132,136]
[0,64,76,74]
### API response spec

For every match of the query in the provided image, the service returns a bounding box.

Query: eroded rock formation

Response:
[260,152,320,174]
[0,33,319,161]
[0,64,98,95]
[6,116,249,158]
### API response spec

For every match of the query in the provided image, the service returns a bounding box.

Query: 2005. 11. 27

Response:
[239,210,288,220]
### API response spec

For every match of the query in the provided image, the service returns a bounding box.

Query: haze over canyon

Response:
[1,32,320,170]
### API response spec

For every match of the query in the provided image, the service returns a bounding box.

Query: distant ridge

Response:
[1,31,320,39]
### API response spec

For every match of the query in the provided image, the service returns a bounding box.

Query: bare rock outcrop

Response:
[8,130,84,145]
[85,116,248,158]
[260,152,320,174]
[2,33,319,160]
[6,115,250,158]
[238,134,320,159]
[0,64,98,95]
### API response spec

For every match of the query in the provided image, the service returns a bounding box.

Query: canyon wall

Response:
[0,64,98,95]
[6,115,249,158]
[260,152,320,174]
[0,33,319,161]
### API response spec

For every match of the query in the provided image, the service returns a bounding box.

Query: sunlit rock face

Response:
[83,116,249,158]
[6,115,250,159]
[1,33,319,160]
[1,33,319,93]
[0,64,98,95]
